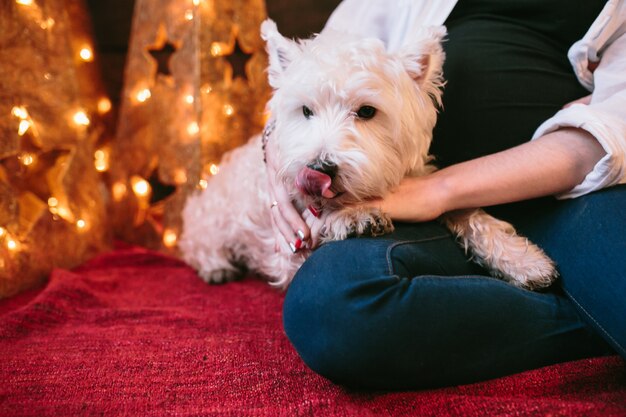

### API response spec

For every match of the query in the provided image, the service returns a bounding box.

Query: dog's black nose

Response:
[307,160,338,179]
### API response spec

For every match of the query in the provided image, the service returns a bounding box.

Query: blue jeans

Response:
[283,185,624,389]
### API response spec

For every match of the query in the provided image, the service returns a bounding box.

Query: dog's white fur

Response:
[179,20,556,290]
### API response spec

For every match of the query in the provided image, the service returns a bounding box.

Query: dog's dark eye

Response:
[356,105,376,120]
[302,105,313,119]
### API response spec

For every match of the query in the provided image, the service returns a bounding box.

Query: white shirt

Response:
[324,0,626,198]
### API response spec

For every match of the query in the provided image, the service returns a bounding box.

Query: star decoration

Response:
[225,37,252,82]
[147,25,178,78]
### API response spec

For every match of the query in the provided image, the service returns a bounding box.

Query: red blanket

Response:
[1,245,624,416]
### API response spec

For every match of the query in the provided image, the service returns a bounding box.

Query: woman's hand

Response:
[361,174,450,223]
[265,144,310,254]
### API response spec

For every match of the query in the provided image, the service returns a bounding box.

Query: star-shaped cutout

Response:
[147,25,178,78]
[225,37,252,82]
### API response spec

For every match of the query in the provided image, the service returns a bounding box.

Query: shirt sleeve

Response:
[532,32,626,199]
[322,0,455,52]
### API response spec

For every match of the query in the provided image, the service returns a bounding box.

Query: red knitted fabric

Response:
[1,245,625,417]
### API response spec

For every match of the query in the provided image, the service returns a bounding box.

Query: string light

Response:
[210,43,223,57]
[18,119,32,136]
[97,97,112,114]
[223,104,234,117]
[76,219,87,230]
[192,0,201,6]
[20,153,35,166]
[79,47,93,62]
[73,110,90,126]
[184,94,194,104]
[40,17,54,30]
[48,197,58,207]
[131,176,151,197]
[0,227,6,238]
[198,179,208,189]
[6,238,18,252]
[187,121,200,136]
[184,10,194,20]
[209,164,219,175]
[11,106,28,119]
[94,149,109,172]
[136,88,151,103]
[112,182,128,201]
[163,229,178,248]
[15,0,33,5]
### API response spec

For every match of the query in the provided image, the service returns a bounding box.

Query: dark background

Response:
[85,0,341,113]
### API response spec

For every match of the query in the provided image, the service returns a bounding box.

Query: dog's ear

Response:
[397,26,446,105]
[261,19,301,88]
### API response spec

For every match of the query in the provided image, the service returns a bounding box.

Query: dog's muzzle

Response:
[295,161,338,199]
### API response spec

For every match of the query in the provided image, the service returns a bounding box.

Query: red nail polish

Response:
[308,204,321,218]
[294,238,302,250]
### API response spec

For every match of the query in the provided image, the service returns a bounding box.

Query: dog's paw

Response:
[322,208,394,242]
[198,268,242,284]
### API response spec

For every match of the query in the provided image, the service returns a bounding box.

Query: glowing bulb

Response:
[20,153,35,166]
[94,149,109,172]
[187,122,199,136]
[210,43,223,57]
[79,47,93,62]
[97,97,112,114]
[201,84,212,94]
[209,164,219,175]
[192,0,200,5]
[185,9,194,20]
[136,88,151,103]
[12,106,28,119]
[76,219,86,230]
[15,0,33,5]
[223,104,234,117]
[40,17,54,29]
[48,197,58,207]
[185,94,194,104]
[18,119,32,135]
[163,229,178,248]
[112,182,127,201]
[131,177,151,197]
[0,227,6,238]
[73,110,90,126]
[198,179,208,189]
[7,238,18,251]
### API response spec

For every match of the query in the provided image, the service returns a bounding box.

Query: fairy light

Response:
[209,164,219,175]
[40,17,54,30]
[187,121,199,136]
[184,94,194,104]
[192,0,201,5]
[97,97,112,114]
[223,104,234,117]
[112,182,127,201]
[20,153,35,166]
[136,88,151,103]
[48,197,58,207]
[12,106,28,119]
[94,149,109,172]
[0,227,6,238]
[184,9,194,20]
[131,176,151,197]
[210,43,223,57]
[15,0,33,5]
[201,84,212,94]
[76,219,87,230]
[163,229,178,248]
[79,47,93,62]
[73,110,90,126]
[198,179,208,189]
[18,119,32,136]
[6,238,18,252]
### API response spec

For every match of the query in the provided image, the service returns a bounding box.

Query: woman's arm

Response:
[370,127,607,222]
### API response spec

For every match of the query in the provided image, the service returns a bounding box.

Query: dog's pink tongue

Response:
[295,167,336,198]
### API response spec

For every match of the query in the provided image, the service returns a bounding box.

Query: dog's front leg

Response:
[320,206,394,243]
[442,208,557,290]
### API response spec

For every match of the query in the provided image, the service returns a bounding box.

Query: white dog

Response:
[179,19,556,290]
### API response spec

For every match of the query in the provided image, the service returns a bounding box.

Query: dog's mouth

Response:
[295,166,339,199]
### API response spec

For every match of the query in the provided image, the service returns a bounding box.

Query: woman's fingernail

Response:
[297,229,305,240]
[289,242,297,253]
[308,205,321,218]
